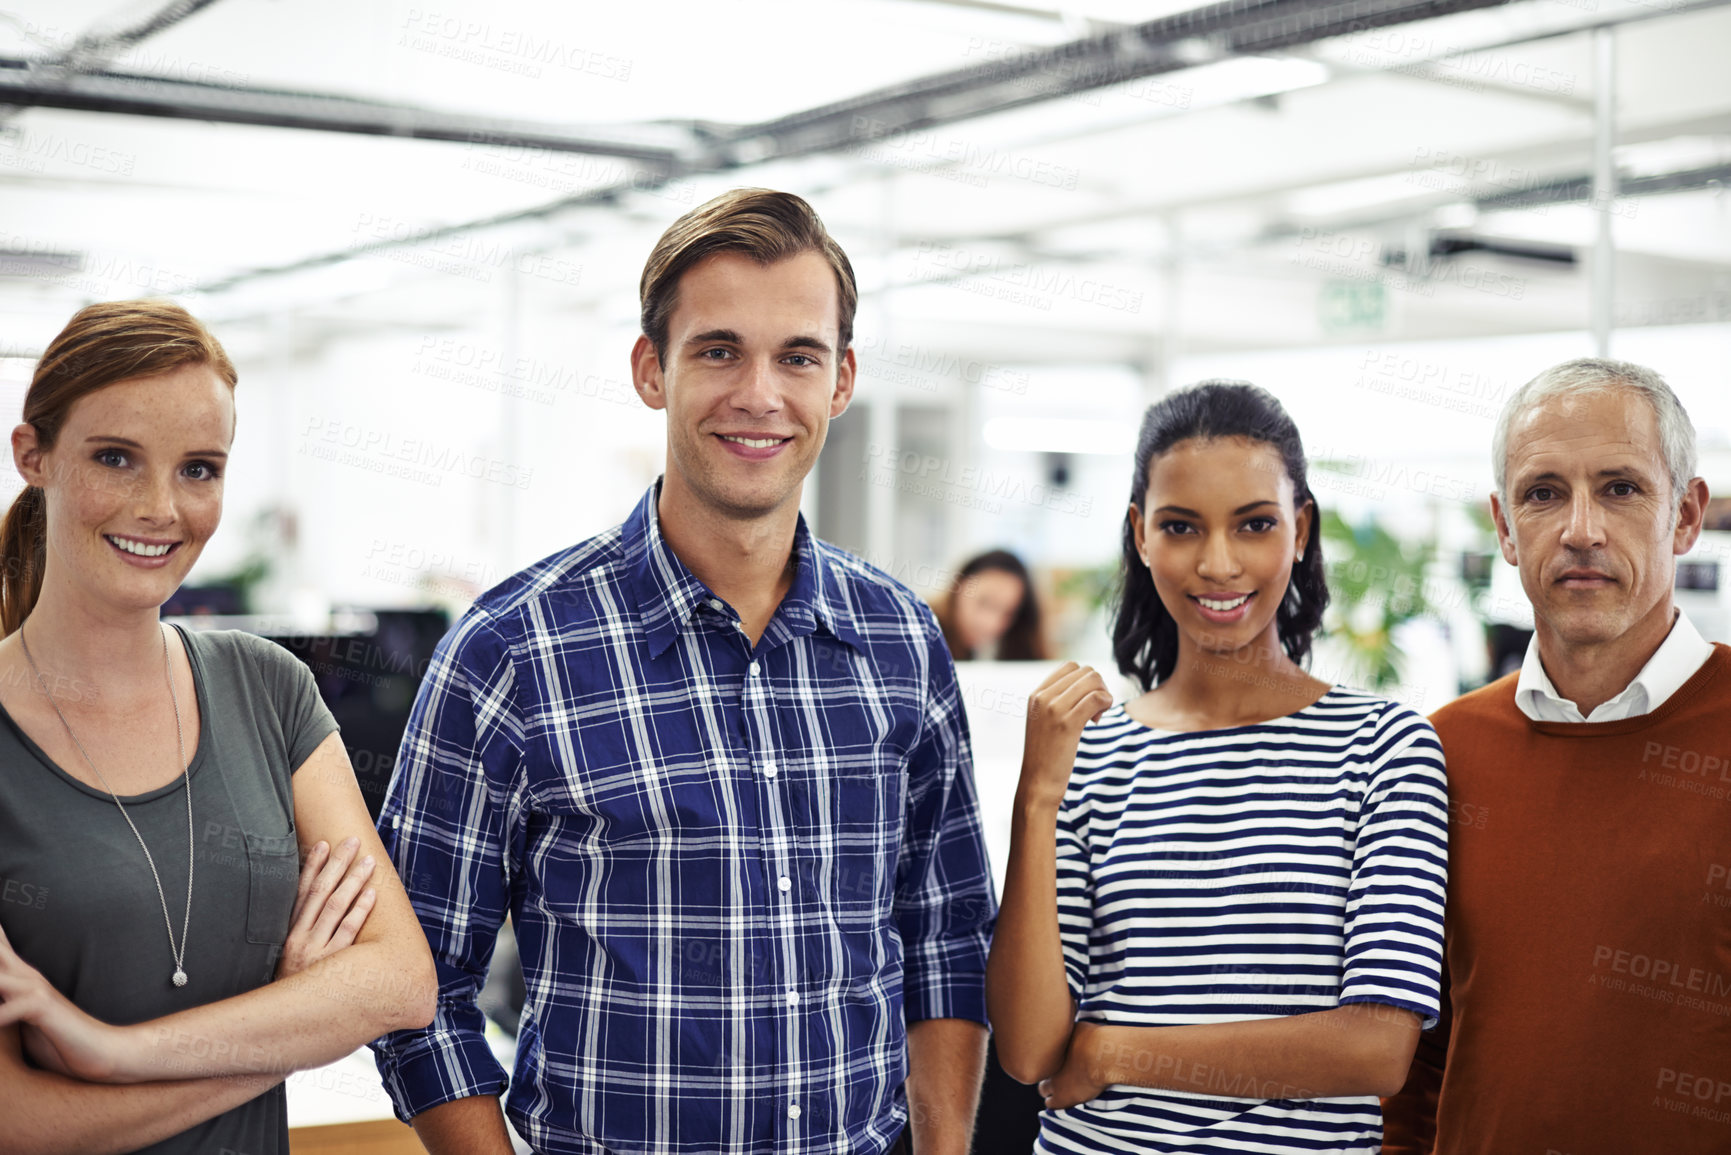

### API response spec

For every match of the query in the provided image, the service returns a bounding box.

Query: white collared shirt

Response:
[1514,610,1714,723]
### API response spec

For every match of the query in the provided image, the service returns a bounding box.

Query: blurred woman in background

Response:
[947,548,1053,1154]
[0,300,433,1154]
[936,548,1049,661]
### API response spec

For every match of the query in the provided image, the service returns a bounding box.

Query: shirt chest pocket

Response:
[203,779,301,948]
[800,765,904,922]
[201,724,302,949]
[242,827,301,946]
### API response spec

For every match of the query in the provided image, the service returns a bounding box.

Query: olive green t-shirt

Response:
[0,626,339,1154]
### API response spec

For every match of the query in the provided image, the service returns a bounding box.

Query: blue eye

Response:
[94,448,128,468]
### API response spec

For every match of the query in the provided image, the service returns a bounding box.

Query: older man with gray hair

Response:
[1383,357,1729,1152]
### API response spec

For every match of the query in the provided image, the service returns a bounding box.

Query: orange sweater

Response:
[1383,644,1731,1153]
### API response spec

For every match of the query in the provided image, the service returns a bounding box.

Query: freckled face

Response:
[1132,436,1310,658]
[18,363,234,614]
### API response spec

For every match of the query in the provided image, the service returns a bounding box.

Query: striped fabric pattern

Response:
[369,483,995,1155]
[1039,690,1448,1155]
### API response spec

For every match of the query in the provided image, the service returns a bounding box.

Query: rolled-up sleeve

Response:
[370,614,524,1121]
[894,616,997,1026]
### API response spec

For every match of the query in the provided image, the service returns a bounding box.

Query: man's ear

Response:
[631,335,667,411]
[1489,492,1518,566]
[829,347,857,419]
[1674,476,1711,556]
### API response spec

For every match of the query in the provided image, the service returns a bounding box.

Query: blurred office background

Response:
[2,0,1729,1149]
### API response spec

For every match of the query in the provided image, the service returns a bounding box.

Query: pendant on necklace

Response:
[172,969,188,987]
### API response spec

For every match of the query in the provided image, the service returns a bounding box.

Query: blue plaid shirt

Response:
[371,482,995,1154]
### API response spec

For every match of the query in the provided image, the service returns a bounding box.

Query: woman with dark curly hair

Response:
[987,381,1449,1153]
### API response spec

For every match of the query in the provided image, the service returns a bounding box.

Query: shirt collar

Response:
[624,480,864,659]
[1514,609,1713,723]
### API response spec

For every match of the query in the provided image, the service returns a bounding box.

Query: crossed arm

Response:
[0,1020,283,1155]
[986,786,1420,1108]
[988,665,1429,1110]
[0,733,437,1153]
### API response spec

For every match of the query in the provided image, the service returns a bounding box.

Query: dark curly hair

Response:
[1111,380,1329,691]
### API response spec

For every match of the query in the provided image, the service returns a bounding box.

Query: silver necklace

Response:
[20,622,193,988]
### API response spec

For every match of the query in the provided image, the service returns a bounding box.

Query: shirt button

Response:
[787,1103,802,1120]
[786,989,799,1006]
[748,661,759,677]
[764,762,778,778]
[778,876,792,892]
[708,598,725,612]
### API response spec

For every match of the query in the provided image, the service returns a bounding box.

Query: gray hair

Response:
[1492,357,1698,505]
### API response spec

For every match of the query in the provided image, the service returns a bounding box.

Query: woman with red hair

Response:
[0,300,436,1154]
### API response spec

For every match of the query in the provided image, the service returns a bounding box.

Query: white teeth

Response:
[721,435,784,449]
[107,536,172,558]
[1197,594,1249,611]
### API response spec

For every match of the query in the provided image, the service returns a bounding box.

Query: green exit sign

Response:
[1320,279,1387,332]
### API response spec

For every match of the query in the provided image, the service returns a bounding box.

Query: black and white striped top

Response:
[1038,689,1448,1155]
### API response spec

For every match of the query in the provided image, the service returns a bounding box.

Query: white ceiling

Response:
[1,0,1728,364]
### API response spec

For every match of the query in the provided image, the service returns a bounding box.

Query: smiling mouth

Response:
[717,434,791,449]
[105,535,178,559]
[1193,593,1252,612]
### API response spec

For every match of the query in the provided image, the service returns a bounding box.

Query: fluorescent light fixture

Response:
[1615,136,1731,179]
[1170,38,1220,67]
[1177,55,1331,107]
[1432,202,1479,230]
[983,416,1136,455]
[1285,171,1438,217]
